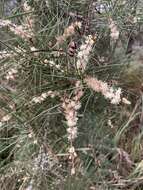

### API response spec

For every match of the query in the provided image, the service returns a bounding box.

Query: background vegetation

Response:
[0,0,143,189]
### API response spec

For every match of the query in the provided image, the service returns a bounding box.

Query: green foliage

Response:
[0,0,143,189]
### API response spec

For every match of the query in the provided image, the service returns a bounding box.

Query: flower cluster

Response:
[9,23,33,40]
[31,91,60,104]
[44,59,64,72]
[62,96,79,140]
[0,2,35,42]
[56,21,82,45]
[30,46,39,57]
[0,19,11,28]
[0,46,26,60]
[76,35,95,72]
[61,81,83,175]
[109,18,119,40]
[23,1,32,12]
[0,114,11,127]
[85,76,131,105]
[0,50,15,60]
[62,81,83,141]
[5,68,18,80]
[68,146,77,175]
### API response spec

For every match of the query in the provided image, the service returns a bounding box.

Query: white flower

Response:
[68,146,76,154]
[32,97,42,103]
[74,102,81,110]
[44,59,48,64]
[105,92,113,99]
[74,21,82,29]
[71,167,76,175]
[41,93,48,99]
[49,60,55,66]
[0,50,15,60]
[10,68,18,74]
[111,97,120,104]
[1,114,11,122]
[108,119,114,128]
[110,30,119,40]
[30,47,39,56]
[0,19,11,27]
[28,133,33,138]
[67,118,77,127]
[110,88,121,104]
[68,110,75,118]
[122,98,131,105]
[23,1,31,12]
[68,146,77,159]
[56,64,61,69]
[70,101,77,107]
[67,127,78,140]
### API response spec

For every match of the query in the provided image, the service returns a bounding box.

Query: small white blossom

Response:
[41,92,48,99]
[122,98,131,105]
[67,118,77,127]
[71,167,76,175]
[68,146,76,154]
[23,1,31,12]
[1,114,11,122]
[0,19,11,28]
[32,97,42,103]
[28,133,33,138]
[0,50,15,60]
[67,126,78,140]
[110,88,122,105]
[10,68,18,74]
[108,119,114,128]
